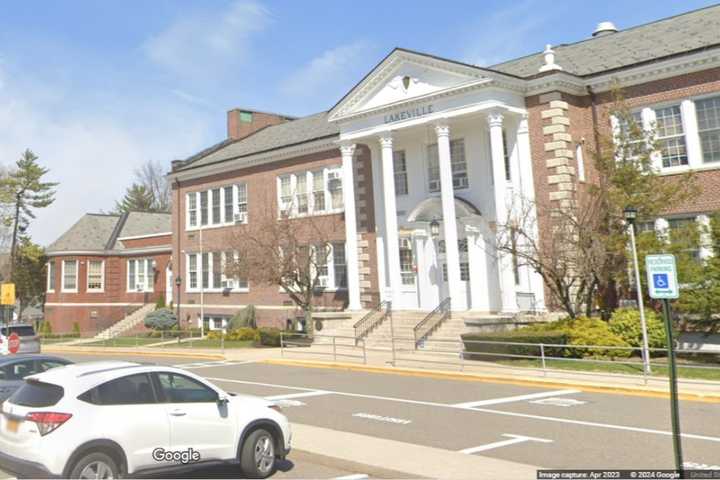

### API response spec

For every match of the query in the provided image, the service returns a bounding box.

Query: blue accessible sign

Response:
[645,254,679,299]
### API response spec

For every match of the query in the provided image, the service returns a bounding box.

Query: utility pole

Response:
[624,206,652,375]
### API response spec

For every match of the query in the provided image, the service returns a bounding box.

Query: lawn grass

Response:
[40,336,81,344]
[169,339,255,349]
[81,337,167,347]
[493,357,720,382]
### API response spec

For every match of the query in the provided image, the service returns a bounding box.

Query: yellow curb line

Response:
[264,358,720,404]
[43,346,225,361]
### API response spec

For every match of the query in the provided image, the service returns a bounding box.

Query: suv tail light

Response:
[26,412,72,436]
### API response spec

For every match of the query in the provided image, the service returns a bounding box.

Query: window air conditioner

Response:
[234,212,247,223]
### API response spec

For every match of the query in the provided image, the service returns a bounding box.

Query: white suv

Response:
[0,361,291,479]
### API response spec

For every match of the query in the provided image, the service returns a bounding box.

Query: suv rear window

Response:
[1,326,36,337]
[8,381,64,407]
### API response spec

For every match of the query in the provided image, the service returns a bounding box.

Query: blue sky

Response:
[0,0,715,245]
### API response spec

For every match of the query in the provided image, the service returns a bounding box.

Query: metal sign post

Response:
[645,254,683,474]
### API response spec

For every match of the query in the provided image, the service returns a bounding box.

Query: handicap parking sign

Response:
[645,255,679,299]
[653,273,669,289]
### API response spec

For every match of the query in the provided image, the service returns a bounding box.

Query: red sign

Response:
[8,333,20,354]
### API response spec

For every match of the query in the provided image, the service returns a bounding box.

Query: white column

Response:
[466,230,488,311]
[681,100,702,169]
[340,142,362,311]
[435,123,465,311]
[488,111,518,314]
[379,133,402,304]
[697,214,713,261]
[516,114,545,311]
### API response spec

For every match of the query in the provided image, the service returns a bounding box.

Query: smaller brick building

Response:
[45,211,172,334]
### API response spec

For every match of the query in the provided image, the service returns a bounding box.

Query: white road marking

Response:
[205,377,720,443]
[459,434,553,454]
[174,360,255,369]
[530,397,587,407]
[684,461,720,470]
[265,390,331,400]
[271,399,306,408]
[452,389,579,408]
[352,413,412,425]
[334,475,370,480]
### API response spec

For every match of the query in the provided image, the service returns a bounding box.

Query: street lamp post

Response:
[175,275,182,326]
[624,206,652,376]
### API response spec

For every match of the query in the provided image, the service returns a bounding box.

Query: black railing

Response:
[414,297,451,348]
[353,301,391,342]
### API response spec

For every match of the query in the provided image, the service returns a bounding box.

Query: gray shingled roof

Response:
[119,212,172,239]
[492,4,720,77]
[47,212,171,253]
[47,214,120,253]
[174,111,338,172]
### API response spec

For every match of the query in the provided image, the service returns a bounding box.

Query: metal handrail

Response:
[353,301,391,340]
[414,297,451,347]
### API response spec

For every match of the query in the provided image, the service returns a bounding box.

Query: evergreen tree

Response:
[113,183,156,213]
[0,149,58,280]
[13,238,47,318]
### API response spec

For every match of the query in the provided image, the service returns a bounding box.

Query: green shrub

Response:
[155,294,166,310]
[608,308,667,349]
[563,317,631,358]
[462,330,569,359]
[38,320,53,335]
[258,327,283,347]
[71,322,81,336]
[207,331,223,340]
[144,308,178,330]
[227,327,260,342]
[230,305,257,330]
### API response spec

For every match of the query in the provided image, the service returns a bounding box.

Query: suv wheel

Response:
[69,452,119,479]
[240,428,276,478]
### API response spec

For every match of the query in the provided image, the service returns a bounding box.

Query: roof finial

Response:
[539,44,562,72]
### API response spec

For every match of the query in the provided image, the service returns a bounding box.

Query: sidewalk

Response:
[43,343,720,401]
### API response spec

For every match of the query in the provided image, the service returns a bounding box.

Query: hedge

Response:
[461,330,569,360]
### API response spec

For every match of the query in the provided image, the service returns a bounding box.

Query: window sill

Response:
[186,222,247,232]
[186,288,250,294]
[658,162,720,176]
[61,289,78,293]
[87,290,105,294]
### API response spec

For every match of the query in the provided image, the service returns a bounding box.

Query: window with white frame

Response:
[399,238,415,286]
[62,260,78,292]
[614,110,647,161]
[185,251,248,292]
[47,261,56,292]
[696,96,720,164]
[576,144,586,182]
[127,258,153,292]
[393,150,408,195]
[654,105,688,168]
[333,243,347,289]
[277,168,343,217]
[502,131,511,182]
[87,260,104,291]
[427,139,468,193]
[186,183,248,229]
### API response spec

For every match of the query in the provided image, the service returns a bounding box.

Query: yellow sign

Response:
[1,283,15,305]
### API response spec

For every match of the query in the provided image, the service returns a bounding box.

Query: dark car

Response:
[1,324,41,354]
[0,354,72,402]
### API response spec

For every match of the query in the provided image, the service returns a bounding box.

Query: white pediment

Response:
[329,49,494,122]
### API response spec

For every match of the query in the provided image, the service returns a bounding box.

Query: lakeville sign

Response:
[383,104,434,124]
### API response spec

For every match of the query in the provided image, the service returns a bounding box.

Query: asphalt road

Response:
[4,352,720,477]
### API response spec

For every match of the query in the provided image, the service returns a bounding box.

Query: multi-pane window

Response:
[223,186,233,222]
[236,184,248,217]
[696,96,720,163]
[460,262,470,282]
[186,251,248,292]
[502,131,511,182]
[188,194,197,227]
[62,260,77,292]
[211,188,221,224]
[186,183,248,229]
[47,261,56,292]
[87,260,104,291]
[393,150,408,195]
[399,238,415,286]
[654,105,688,168]
[127,258,152,292]
[296,174,308,215]
[278,168,343,217]
[312,171,325,212]
[333,243,347,288]
[188,255,198,289]
[427,139,469,192]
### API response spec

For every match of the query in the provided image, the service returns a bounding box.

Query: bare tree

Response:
[135,160,171,212]
[224,198,344,333]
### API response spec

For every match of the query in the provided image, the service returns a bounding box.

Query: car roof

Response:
[0,354,71,366]
[24,361,205,396]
